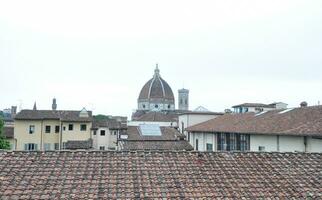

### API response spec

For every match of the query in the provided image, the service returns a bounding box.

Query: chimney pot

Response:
[300,101,308,107]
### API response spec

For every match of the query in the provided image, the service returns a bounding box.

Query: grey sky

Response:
[1,0,322,117]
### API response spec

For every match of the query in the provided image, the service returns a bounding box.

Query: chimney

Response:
[11,106,17,117]
[52,98,57,110]
[300,101,308,107]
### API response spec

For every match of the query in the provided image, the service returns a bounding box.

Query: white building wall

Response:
[279,136,305,152]
[92,128,117,150]
[250,135,278,151]
[178,114,219,135]
[307,138,322,152]
[190,132,216,151]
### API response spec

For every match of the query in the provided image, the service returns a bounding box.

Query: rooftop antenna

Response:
[18,99,23,112]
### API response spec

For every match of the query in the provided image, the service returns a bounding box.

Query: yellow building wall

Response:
[61,121,92,144]
[42,120,60,150]
[15,120,92,150]
[15,120,43,150]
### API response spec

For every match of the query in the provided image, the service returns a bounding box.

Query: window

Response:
[217,133,250,151]
[143,104,146,109]
[24,143,38,151]
[155,104,158,108]
[185,99,188,105]
[45,125,51,133]
[100,130,106,136]
[29,125,35,134]
[80,124,87,131]
[259,146,265,151]
[54,143,59,150]
[239,134,249,151]
[195,139,199,151]
[68,124,73,131]
[63,126,66,131]
[180,99,183,105]
[99,146,105,150]
[206,143,213,151]
[55,126,60,133]
[93,130,97,135]
[114,131,117,135]
[168,104,170,109]
[44,143,51,151]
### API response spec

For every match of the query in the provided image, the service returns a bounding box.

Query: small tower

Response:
[33,102,37,110]
[178,88,189,111]
[52,98,57,110]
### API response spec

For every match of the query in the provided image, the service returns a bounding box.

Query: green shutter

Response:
[24,144,28,150]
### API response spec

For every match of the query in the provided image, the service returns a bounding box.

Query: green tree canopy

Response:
[0,118,11,150]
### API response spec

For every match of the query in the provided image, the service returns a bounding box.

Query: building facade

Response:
[232,102,287,113]
[186,105,322,152]
[91,117,127,150]
[14,108,92,151]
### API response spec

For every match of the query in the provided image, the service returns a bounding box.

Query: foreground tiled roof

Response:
[187,105,322,136]
[0,151,321,199]
[15,110,92,122]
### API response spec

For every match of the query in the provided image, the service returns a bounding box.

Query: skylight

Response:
[139,124,162,136]
[278,108,294,114]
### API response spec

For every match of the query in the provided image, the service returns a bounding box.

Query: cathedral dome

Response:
[137,65,175,111]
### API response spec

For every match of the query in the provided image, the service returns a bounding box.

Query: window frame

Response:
[29,125,35,134]
[45,125,51,133]
[68,124,73,131]
[55,125,60,133]
[80,124,87,131]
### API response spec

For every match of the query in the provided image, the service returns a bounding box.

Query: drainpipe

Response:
[40,120,43,151]
[304,136,308,152]
[60,121,63,150]
[276,135,280,152]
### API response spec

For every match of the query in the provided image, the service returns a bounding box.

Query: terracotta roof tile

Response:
[0,151,321,199]
[15,110,92,122]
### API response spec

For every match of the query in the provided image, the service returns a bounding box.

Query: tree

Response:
[0,118,10,150]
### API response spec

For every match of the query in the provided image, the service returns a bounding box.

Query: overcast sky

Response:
[1,0,322,117]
